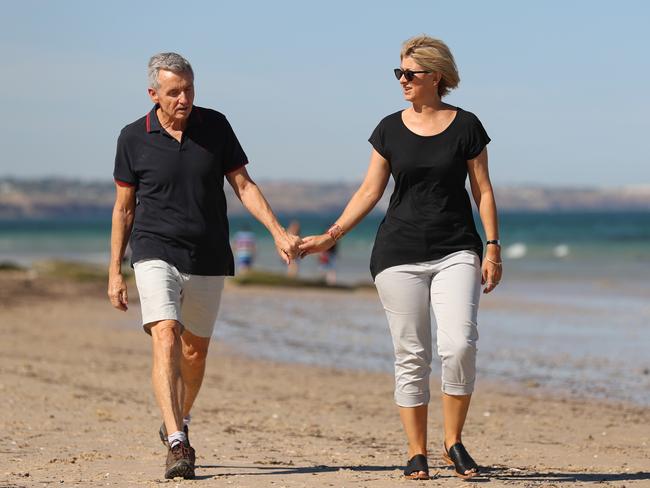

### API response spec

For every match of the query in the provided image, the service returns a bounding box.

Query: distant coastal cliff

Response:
[0,178,649,219]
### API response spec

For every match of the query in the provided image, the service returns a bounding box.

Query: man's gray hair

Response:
[148,52,194,89]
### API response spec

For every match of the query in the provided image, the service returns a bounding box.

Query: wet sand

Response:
[1,271,648,487]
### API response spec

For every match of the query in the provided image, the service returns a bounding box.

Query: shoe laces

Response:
[170,442,190,459]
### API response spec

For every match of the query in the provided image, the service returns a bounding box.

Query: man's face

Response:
[148,69,195,123]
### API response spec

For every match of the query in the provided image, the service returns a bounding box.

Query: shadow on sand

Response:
[192,463,650,484]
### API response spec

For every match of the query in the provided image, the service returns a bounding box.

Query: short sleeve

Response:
[222,118,249,175]
[368,120,390,160]
[113,130,137,186]
[464,113,491,160]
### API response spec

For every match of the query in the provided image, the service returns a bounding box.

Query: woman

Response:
[299,35,502,480]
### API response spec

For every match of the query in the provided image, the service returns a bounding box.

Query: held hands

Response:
[275,232,303,264]
[482,247,503,294]
[107,272,129,311]
[298,234,336,258]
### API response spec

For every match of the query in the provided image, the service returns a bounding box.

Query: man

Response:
[108,52,300,480]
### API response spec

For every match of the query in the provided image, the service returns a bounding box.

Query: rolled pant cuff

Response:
[441,380,475,396]
[395,390,430,407]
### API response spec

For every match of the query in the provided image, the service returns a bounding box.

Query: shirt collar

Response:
[145,105,202,133]
[145,105,162,133]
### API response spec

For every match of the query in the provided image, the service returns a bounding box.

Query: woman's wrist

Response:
[326,223,344,242]
[485,251,501,261]
[485,247,502,262]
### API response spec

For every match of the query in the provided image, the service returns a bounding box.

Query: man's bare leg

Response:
[150,320,184,436]
[180,330,211,417]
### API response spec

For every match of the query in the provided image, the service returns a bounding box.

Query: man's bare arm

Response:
[108,183,136,311]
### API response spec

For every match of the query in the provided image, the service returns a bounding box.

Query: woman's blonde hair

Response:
[400,35,459,98]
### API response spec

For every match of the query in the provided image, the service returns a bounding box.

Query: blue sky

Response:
[1,0,648,186]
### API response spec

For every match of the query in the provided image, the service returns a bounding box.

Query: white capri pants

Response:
[374,250,481,407]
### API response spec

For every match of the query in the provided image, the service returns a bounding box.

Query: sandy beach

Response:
[1,270,649,487]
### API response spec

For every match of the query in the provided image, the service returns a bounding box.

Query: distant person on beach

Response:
[300,36,502,480]
[233,226,256,273]
[107,52,301,480]
[318,242,337,285]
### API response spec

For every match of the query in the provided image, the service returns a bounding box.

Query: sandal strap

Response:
[447,443,479,475]
[404,454,429,476]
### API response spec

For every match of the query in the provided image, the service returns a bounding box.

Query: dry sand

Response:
[1,270,648,487]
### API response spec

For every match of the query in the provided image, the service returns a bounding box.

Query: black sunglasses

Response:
[394,68,431,82]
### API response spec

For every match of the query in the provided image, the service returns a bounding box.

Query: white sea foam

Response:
[505,242,527,259]
[553,244,570,258]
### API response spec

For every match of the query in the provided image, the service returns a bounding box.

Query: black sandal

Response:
[404,454,430,480]
[442,443,479,479]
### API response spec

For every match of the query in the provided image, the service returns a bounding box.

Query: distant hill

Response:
[0,177,648,219]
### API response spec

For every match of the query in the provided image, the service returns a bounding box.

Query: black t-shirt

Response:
[113,105,248,276]
[368,107,490,279]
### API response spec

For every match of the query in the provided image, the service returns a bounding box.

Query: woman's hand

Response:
[482,248,503,294]
[298,234,335,257]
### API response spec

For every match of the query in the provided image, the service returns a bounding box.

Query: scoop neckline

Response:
[399,107,460,138]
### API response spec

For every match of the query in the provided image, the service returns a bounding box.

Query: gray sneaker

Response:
[164,442,195,479]
[160,423,194,468]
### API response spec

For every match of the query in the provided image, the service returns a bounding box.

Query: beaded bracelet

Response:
[326,223,344,242]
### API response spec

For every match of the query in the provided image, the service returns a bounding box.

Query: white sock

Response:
[168,430,187,448]
[183,414,191,427]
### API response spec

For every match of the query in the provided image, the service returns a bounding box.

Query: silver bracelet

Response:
[486,257,503,266]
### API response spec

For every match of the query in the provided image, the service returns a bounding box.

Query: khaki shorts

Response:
[133,259,225,338]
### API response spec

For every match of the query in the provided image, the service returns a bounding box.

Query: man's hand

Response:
[275,232,302,264]
[108,272,129,311]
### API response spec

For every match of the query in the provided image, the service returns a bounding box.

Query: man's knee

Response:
[181,333,210,364]
[150,320,182,351]
[183,344,209,364]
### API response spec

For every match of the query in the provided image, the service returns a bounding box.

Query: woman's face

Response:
[398,56,438,103]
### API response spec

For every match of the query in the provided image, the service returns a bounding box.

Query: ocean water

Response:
[1,212,649,404]
[5,212,646,281]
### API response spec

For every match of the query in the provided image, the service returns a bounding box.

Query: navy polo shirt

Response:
[113,105,248,276]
